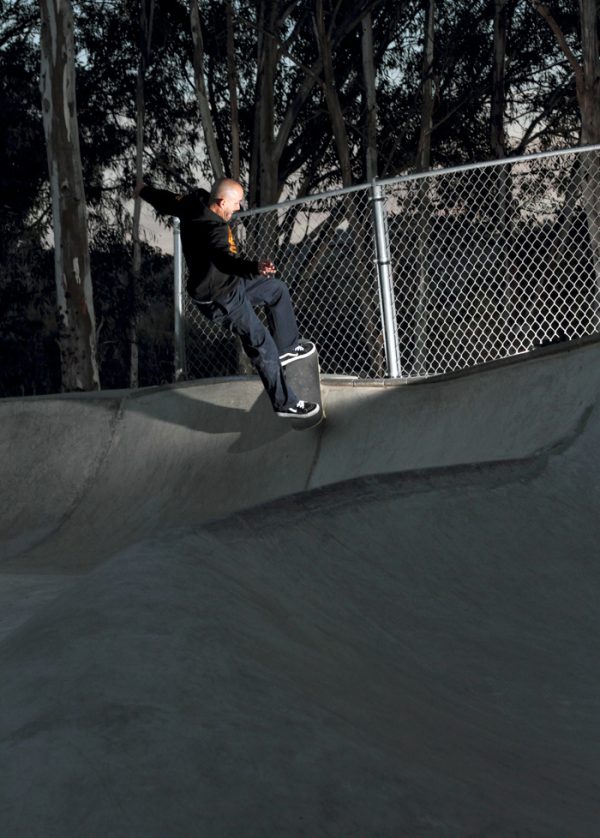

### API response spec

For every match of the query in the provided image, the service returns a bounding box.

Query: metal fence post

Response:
[371,180,402,378]
[173,217,187,380]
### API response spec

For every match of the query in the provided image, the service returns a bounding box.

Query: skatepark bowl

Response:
[2,335,600,837]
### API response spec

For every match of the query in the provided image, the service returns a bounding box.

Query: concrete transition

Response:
[2,338,600,836]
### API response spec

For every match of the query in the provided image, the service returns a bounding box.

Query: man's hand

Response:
[133,179,146,199]
[258,259,276,276]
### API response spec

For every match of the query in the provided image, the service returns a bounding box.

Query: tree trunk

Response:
[531,0,600,143]
[39,0,99,391]
[490,0,516,339]
[578,0,600,144]
[415,0,435,373]
[314,0,353,188]
[226,0,240,181]
[245,0,279,272]
[361,11,378,181]
[490,0,508,159]
[131,0,155,389]
[190,0,224,179]
[578,0,600,328]
[532,0,600,327]
[247,1,378,207]
[415,0,435,172]
[257,0,279,206]
[312,2,385,373]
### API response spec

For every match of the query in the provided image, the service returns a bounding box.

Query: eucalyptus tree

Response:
[375,0,495,174]
[72,0,200,228]
[39,0,99,391]
[361,10,378,180]
[530,0,600,145]
[530,0,600,324]
[491,0,510,158]
[3,0,201,392]
[505,1,579,153]
[130,0,156,387]
[184,0,404,204]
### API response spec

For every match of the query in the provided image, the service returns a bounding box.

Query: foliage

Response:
[0,0,49,250]
[0,234,173,397]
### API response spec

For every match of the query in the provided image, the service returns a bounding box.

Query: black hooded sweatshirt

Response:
[139,184,260,301]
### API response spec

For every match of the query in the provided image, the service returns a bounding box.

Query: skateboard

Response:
[283,343,325,430]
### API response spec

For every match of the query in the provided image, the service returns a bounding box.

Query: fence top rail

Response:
[375,143,600,188]
[236,144,600,220]
[236,181,369,220]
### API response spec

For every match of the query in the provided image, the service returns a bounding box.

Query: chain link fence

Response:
[176,145,600,381]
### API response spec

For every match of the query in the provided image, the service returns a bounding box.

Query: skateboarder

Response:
[135,177,319,419]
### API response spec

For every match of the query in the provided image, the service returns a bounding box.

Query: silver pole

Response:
[173,217,187,380]
[371,181,401,378]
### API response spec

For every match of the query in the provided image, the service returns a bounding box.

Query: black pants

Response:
[196,276,300,410]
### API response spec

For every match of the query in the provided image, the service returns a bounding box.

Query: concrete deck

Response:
[1,338,600,836]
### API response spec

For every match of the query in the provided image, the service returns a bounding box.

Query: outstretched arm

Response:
[135,182,188,218]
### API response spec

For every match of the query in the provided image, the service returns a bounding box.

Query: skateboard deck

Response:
[283,345,324,430]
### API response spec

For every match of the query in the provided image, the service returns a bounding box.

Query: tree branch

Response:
[529,1,583,86]
[273,0,383,162]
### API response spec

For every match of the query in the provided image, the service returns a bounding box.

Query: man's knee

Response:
[272,277,287,294]
[232,310,268,349]
[267,278,291,306]
[240,324,268,349]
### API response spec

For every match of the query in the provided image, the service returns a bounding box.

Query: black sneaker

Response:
[279,340,316,367]
[275,400,320,419]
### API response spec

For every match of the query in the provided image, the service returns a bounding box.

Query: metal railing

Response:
[175,145,600,381]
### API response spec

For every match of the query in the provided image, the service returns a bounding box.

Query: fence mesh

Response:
[181,146,600,380]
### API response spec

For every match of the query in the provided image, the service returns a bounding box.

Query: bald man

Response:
[136,177,318,418]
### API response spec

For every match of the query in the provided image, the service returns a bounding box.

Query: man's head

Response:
[208,178,244,222]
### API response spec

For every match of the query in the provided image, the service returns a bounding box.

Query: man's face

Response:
[215,186,244,222]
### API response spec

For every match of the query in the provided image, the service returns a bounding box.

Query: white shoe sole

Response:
[279,342,317,367]
[275,404,320,419]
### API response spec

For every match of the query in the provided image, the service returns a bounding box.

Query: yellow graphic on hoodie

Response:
[227,226,238,254]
